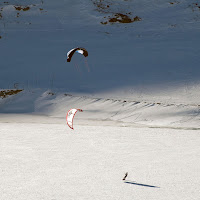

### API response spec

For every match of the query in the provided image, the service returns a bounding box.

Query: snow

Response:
[0,121,200,200]
[1,89,200,129]
[1,0,200,99]
[0,0,200,199]
[0,90,200,199]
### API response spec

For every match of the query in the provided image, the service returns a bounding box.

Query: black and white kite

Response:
[67,47,88,62]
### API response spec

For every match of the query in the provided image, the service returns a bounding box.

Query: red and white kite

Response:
[66,108,83,129]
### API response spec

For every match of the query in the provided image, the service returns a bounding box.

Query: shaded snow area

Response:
[0,0,200,99]
[1,0,200,199]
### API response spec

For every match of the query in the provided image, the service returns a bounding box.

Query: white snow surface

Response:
[0,121,200,200]
[0,0,200,199]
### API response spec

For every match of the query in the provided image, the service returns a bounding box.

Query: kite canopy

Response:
[66,108,83,129]
[67,47,88,62]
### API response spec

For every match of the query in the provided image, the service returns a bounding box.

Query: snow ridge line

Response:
[63,93,200,108]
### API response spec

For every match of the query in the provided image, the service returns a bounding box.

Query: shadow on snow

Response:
[124,181,160,188]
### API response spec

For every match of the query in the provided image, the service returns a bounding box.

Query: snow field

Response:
[0,121,200,200]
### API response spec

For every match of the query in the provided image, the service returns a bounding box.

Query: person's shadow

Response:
[124,181,160,188]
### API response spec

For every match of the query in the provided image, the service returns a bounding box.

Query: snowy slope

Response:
[0,0,200,127]
[0,0,200,104]
[0,89,199,129]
